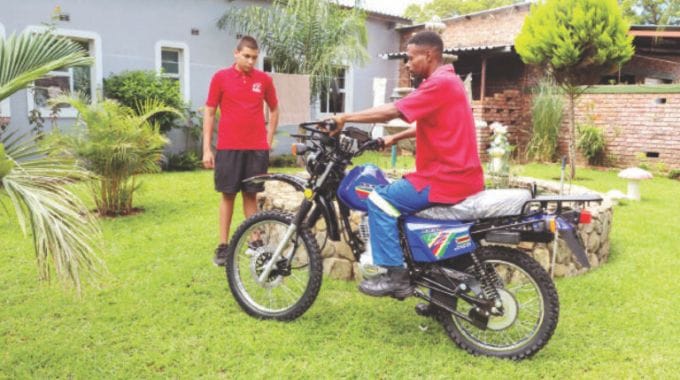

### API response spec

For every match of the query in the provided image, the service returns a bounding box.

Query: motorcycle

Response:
[224,121,602,360]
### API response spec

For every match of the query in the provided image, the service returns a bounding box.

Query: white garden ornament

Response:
[488,147,505,172]
[618,167,653,201]
[488,123,510,174]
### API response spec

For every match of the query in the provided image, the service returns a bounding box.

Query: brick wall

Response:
[472,89,533,161]
[558,93,680,169]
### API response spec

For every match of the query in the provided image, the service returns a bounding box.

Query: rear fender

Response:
[242,174,341,241]
[556,214,591,268]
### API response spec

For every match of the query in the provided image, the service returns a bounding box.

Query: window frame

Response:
[154,41,190,102]
[23,26,102,119]
[0,23,10,118]
[315,64,353,117]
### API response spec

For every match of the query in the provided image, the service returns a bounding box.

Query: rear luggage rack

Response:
[522,194,603,213]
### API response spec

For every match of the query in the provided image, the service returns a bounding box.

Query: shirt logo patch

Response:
[252,82,262,93]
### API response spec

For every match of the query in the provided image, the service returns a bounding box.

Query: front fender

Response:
[243,173,306,192]
[243,173,341,241]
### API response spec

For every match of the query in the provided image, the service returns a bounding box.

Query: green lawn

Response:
[1,162,679,378]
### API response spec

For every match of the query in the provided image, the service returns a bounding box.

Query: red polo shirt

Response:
[206,65,278,150]
[395,65,484,204]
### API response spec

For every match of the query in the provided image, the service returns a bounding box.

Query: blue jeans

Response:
[367,179,432,267]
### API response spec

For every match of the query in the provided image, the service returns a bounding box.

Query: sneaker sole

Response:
[213,259,227,267]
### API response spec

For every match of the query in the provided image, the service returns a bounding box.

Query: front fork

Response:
[256,199,313,284]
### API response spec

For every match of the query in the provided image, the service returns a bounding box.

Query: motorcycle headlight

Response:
[291,143,307,156]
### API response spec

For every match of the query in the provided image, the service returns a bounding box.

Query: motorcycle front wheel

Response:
[437,246,559,360]
[226,211,323,321]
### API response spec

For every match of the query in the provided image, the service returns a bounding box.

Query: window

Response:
[155,41,190,101]
[263,57,273,73]
[0,23,10,118]
[24,26,102,118]
[161,49,181,79]
[33,40,92,107]
[317,66,352,115]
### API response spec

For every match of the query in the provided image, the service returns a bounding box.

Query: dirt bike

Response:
[224,121,602,360]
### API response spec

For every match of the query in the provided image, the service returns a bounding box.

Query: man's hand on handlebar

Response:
[329,115,345,136]
[382,135,397,148]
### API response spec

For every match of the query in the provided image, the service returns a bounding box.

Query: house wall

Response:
[1,1,401,153]
[557,92,680,169]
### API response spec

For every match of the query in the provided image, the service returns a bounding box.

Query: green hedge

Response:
[104,70,184,132]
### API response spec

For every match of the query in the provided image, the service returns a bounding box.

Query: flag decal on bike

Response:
[422,228,472,258]
[354,185,373,199]
[456,234,471,245]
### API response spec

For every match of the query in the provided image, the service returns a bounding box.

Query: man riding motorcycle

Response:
[331,31,484,297]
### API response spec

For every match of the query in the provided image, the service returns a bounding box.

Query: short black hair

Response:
[236,35,259,51]
[407,31,443,54]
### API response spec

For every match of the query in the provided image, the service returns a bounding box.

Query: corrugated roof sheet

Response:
[380,44,513,59]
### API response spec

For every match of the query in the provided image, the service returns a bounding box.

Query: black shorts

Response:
[214,149,269,194]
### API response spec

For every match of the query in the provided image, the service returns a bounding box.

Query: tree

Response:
[619,0,680,25]
[0,31,104,292]
[217,0,369,99]
[404,0,521,22]
[515,0,634,178]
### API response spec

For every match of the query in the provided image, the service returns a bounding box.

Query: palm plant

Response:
[217,0,369,99]
[0,31,104,292]
[50,96,180,216]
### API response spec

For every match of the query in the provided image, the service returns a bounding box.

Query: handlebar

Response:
[355,138,384,156]
[296,120,384,157]
[298,120,338,133]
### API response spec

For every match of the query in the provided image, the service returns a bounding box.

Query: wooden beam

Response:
[629,30,680,38]
[480,56,487,102]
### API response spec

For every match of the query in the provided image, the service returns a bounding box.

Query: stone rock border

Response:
[509,176,613,277]
[257,173,614,280]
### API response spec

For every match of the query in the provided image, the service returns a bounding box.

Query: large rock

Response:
[323,258,353,280]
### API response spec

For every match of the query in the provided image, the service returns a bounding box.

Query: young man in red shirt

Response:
[203,36,279,266]
[332,31,484,297]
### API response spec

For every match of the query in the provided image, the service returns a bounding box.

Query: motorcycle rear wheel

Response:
[437,246,559,360]
[226,211,323,321]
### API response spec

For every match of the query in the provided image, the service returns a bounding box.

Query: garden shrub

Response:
[104,70,183,133]
[577,123,605,165]
[49,96,180,216]
[526,79,563,162]
[164,152,201,172]
[668,169,680,180]
[269,154,298,168]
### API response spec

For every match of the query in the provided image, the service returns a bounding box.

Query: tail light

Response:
[579,210,592,224]
[547,216,557,233]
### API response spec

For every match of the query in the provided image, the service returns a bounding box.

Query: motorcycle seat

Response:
[415,189,532,221]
